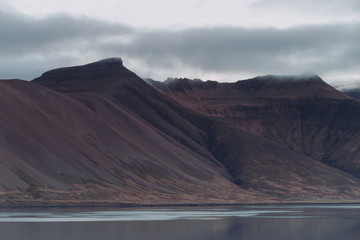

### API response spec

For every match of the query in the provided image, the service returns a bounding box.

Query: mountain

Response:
[1,60,264,206]
[147,76,360,179]
[0,58,360,206]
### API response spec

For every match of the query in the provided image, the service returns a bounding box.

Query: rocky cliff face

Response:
[147,75,360,179]
[1,59,360,205]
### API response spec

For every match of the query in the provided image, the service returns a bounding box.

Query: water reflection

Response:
[0,209,296,222]
[0,205,359,240]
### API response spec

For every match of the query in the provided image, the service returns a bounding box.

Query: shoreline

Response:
[1,200,360,210]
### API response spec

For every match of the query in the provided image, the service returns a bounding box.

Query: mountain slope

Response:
[31,59,360,202]
[147,76,360,178]
[0,58,360,205]
[1,79,265,205]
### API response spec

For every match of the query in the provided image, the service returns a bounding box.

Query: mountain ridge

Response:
[0,58,360,205]
[147,75,360,178]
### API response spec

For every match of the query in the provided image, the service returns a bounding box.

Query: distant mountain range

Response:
[1,58,360,206]
[342,88,360,99]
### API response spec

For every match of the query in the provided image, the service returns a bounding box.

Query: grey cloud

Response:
[0,9,133,79]
[252,0,360,12]
[0,10,132,55]
[103,24,360,78]
[0,8,359,83]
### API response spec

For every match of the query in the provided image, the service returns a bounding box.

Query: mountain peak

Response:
[249,73,323,83]
[32,57,144,93]
[87,57,123,67]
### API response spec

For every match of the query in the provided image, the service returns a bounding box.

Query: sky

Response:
[0,0,360,87]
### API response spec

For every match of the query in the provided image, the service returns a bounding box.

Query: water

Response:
[0,205,360,240]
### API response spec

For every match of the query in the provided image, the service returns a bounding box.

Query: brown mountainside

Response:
[0,58,359,205]
[148,76,360,179]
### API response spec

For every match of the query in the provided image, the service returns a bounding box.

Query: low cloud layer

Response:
[0,9,359,85]
[252,0,360,16]
[115,24,360,74]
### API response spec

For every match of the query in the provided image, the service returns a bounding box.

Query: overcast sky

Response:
[1,0,359,87]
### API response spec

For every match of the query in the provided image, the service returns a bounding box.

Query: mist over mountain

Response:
[342,88,360,100]
[0,58,360,206]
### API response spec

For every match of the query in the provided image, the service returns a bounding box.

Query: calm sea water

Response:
[0,205,360,240]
